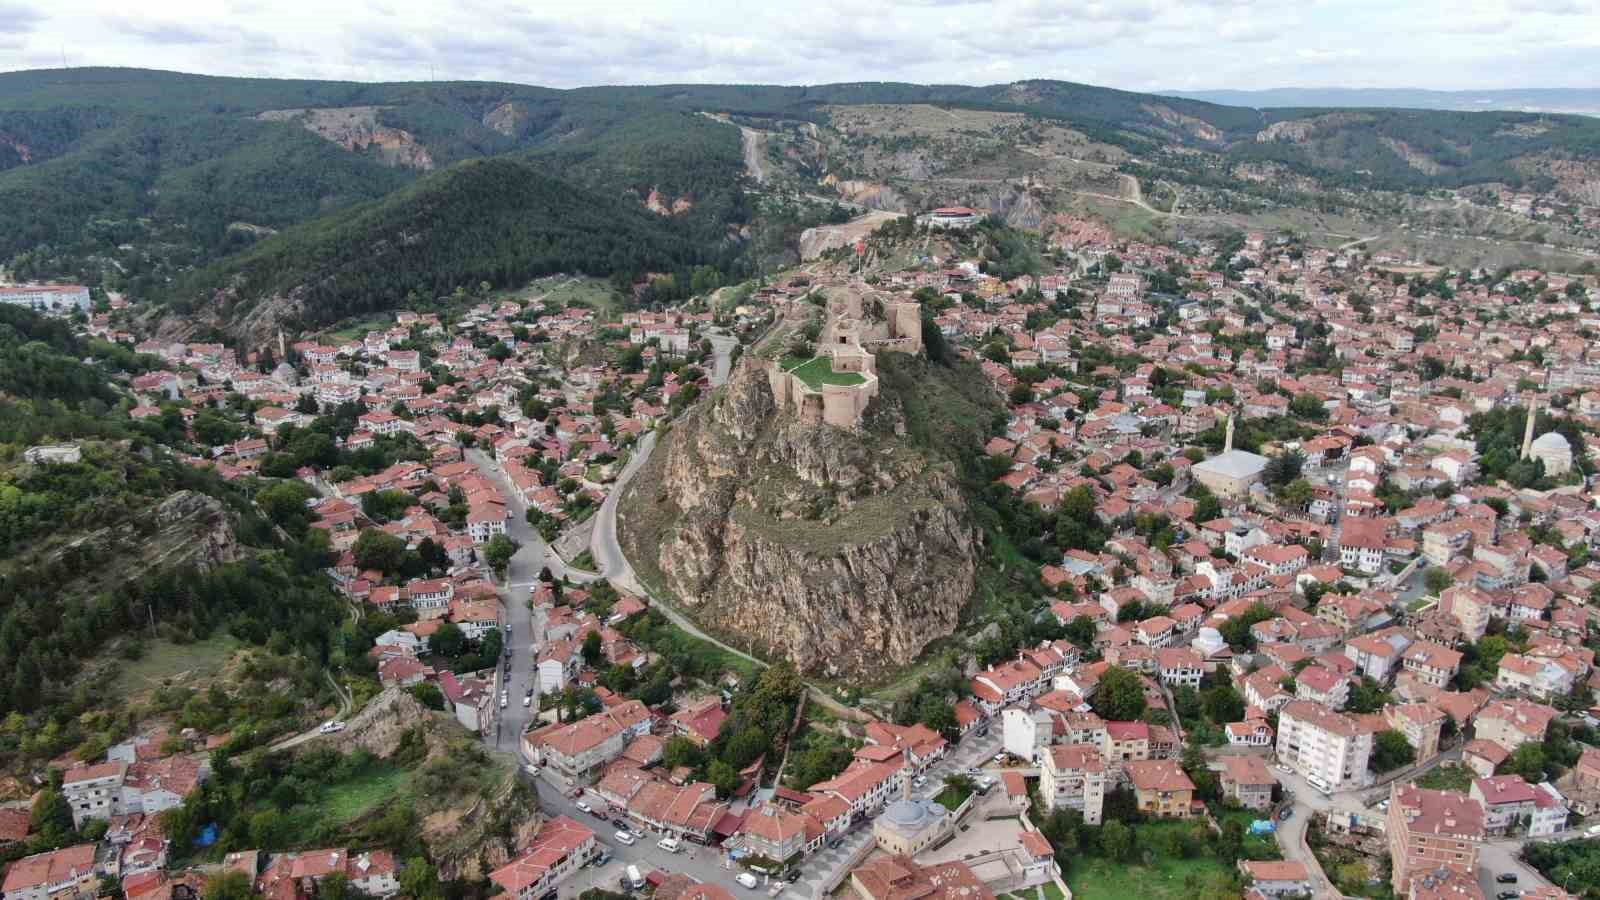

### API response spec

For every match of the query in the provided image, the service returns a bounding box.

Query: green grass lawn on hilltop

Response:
[315,765,413,823]
[786,356,866,389]
[111,633,243,699]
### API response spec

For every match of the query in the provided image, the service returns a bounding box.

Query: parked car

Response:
[522,696,532,707]
[524,764,541,777]
[658,837,681,853]
[614,831,636,846]
[318,720,346,734]
[1498,891,1522,900]
[736,873,759,890]
[576,801,594,814]
[966,767,982,777]
[1497,874,1518,884]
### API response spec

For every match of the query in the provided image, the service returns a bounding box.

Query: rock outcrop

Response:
[256,107,435,170]
[56,488,240,576]
[330,688,540,880]
[628,355,982,678]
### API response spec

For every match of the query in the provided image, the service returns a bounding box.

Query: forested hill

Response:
[170,157,723,334]
[6,68,1600,333]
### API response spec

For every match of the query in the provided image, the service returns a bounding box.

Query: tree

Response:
[1063,615,1097,648]
[707,759,740,798]
[1101,819,1134,861]
[1263,450,1304,487]
[1372,729,1416,773]
[29,787,73,844]
[409,682,446,710]
[431,622,466,659]
[1499,743,1548,783]
[203,872,256,900]
[582,630,604,666]
[1089,666,1147,721]
[398,859,441,900]
[353,529,407,574]
[1347,676,1392,714]
[662,735,703,772]
[482,533,519,576]
[1424,567,1453,595]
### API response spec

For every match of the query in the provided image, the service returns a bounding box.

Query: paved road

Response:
[465,447,599,750]
[266,670,355,753]
[589,328,736,596]
[1478,840,1551,897]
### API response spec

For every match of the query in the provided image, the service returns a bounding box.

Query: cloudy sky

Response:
[3,0,1598,92]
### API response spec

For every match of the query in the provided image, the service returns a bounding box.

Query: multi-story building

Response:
[523,701,652,781]
[1040,744,1107,825]
[1387,784,1484,896]
[1474,698,1558,753]
[1401,641,1463,689]
[0,844,99,900]
[1219,756,1276,811]
[1124,760,1198,819]
[489,817,596,900]
[1385,703,1446,761]
[1471,775,1569,837]
[1276,700,1373,792]
[1497,653,1578,700]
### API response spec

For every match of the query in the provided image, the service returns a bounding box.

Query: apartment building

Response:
[1219,755,1276,811]
[1387,784,1484,896]
[1385,703,1447,761]
[523,700,652,781]
[1040,743,1107,825]
[1276,700,1373,792]
[1474,698,1558,753]
[1401,641,1463,689]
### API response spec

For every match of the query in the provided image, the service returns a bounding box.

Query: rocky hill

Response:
[328,688,541,880]
[621,350,998,679]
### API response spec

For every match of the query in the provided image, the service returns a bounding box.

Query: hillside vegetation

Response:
[174,157,720,333]
[6,68,1600,330]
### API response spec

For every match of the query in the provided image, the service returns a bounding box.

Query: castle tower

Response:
[1521,397,1538,460]
[1224,414,1235,454]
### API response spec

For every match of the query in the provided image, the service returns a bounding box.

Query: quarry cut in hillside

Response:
[621,351,993,678]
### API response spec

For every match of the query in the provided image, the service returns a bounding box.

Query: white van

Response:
[736,873,759,890]
[657,837,681,853]
[626,866,645,889]
[615,830,636,846]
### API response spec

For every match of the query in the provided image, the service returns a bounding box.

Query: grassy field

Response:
[112,633,243,699]
[1065,854,1234,900]
[527,276,626,320]
[1215,807,1285,860]
[315,765,413,823]
[1416,764,1473,793]
[786,356,866,388]
[934,781,972,812]
[323,315,393,343]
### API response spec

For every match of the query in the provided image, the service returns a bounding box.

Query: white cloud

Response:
[4,0,1598,92]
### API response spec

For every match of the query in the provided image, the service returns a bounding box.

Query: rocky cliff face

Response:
[631,356,981,678]
[331,688,541,880]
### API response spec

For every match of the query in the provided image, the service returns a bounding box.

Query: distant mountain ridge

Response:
[1165,87,1600,116]
[4,68,1600,340]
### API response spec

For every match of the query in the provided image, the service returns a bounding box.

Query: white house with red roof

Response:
[489,817,596,900]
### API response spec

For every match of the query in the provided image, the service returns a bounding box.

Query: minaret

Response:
[1224,413,1235,454]
[1521,397,1538,460]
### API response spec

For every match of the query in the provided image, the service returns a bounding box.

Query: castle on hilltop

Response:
[767,286,923,430]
